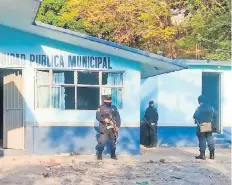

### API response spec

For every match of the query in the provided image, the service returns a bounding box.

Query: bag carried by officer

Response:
[196,109,214,133]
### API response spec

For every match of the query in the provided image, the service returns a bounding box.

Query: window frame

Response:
[35,69,124,110]
[100,71,124,108]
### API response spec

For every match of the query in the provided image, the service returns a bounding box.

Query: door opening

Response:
[202,72,221,133]
[0,74,3,148]
[0,69,24,150]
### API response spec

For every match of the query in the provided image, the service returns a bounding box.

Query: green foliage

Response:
[176,0,231,60]
[176,36,196,50]
[36,0,231,61]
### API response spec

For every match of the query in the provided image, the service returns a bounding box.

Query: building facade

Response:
[141,62,232,147]
[0,0,230,156]
[0,24,186,155]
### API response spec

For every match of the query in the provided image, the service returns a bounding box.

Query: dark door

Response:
[202,72,221,133]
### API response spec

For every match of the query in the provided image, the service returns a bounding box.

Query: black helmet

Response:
[149,101,154,105]
[198,95,207,104]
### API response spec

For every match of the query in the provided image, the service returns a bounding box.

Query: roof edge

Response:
[32,0,43,26]
[185,59,231,66]
[33,20,188,69]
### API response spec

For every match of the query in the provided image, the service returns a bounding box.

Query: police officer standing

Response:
[96,95,121,160]
[141,101,159,148]
[193,95,217,160]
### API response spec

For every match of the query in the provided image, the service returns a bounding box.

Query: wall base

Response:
[157,126,231,148]
[25,126,140,155]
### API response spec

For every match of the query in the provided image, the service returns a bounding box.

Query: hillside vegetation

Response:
[37,0,231,61]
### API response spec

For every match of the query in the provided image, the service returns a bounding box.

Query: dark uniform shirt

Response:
[96,104,121,127]
[193,103,216,124]
[144,106,159,124]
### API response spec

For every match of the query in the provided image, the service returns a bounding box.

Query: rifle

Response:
[142,117,156,130]
[109,118,118,138]
[104,114,118,138]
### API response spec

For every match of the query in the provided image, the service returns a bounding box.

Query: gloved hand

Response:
[104,118,110,123]
[151,123,156,126]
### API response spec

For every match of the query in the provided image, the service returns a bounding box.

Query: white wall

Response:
[157,69,202,126]
[140,76,158,120]
[222,71,232,127]
[156,68,232,129]
[0,26,142,128]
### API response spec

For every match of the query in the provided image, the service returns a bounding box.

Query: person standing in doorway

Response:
[193,95,217,160]
[96,95,121,160]
[142,101,159,148]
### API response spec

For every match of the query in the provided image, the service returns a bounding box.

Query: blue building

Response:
[0,0,188,155]
[0,0,231,156]
[141,60,232,147]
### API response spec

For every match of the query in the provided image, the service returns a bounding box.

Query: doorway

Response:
[0,69,24,149]
[202,72,221,133]
[0,74,3,148]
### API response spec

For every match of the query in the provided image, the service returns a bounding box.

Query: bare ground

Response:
[0,147,231,185]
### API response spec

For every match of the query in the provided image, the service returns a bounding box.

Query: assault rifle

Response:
[142,117,156,130]
[104,114,118,138]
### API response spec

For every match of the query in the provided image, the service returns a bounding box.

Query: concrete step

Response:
[215,138,225,144]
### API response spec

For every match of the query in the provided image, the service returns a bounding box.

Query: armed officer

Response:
[193,95,217,160]
[96,95,121,160]
[141,101,159,147]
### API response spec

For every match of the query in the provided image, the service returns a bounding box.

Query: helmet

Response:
[198,95,207,104]
[149,101,154,105]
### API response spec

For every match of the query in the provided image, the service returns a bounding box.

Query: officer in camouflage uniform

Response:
[96,95,121,160]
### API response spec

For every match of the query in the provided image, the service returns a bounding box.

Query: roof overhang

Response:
[185,60,231,71]
[185,59,231,66]
[0,0,188,78]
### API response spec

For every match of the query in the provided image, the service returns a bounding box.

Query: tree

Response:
[36,0,231,61]
[175,0,231,60]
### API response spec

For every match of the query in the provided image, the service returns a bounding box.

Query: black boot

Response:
[111,151,117,160]
[97,154,102,160]
[195,151,206,160]
[210,150,215,160]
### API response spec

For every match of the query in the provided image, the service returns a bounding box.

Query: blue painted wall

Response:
[142,69,232,147]
[0,25,230,154]
[25,126,140,155]
[157,126,198,146]
[0,25,141,155]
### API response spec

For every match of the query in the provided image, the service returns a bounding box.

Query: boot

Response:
[111,151,117,160]
[210,150,215,160]
[195,151,206,160]
[97,154,102,160]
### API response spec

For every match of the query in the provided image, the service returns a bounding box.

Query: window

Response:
[37,86,50,108]
[36,70,50,108]
[76,71,100,110]
[77,87,100,110]
[102,72,123,86]
[78,71,99,85]
[36,70,124,110]
[53,71,74,84]
[102,72,123,108]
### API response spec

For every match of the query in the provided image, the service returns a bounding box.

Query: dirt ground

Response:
[0,147,231,185]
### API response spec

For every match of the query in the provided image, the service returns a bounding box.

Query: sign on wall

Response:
[0,53,112,69]
[102,87,112,95]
